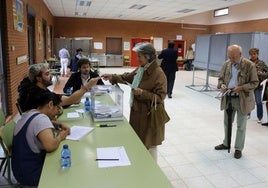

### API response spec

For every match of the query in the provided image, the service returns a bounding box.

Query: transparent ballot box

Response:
[90,85,124,122]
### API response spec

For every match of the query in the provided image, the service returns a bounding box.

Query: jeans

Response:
[254,88,263,120]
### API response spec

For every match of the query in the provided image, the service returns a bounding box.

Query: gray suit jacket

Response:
[217,57,259,115]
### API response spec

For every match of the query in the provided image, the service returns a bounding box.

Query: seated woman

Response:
[63,58,104,94]
[12,92,70,187]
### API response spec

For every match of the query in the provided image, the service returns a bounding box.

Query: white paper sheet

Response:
[96,146,131,168]
[66,126,94,141]
[67,112,80,118]
[97,85,112,91]
[76,109,85,113]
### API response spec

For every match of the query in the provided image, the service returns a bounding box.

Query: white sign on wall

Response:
[94,42,103,49]
[153,37,163,51]
[123,41,130,51]
[176,35,183,40]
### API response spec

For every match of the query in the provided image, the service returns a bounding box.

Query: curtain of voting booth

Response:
[192,32,268,90]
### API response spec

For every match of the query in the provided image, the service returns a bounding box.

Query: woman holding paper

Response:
[102,42,169,160]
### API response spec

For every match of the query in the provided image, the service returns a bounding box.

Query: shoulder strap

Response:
[24,113,41,128]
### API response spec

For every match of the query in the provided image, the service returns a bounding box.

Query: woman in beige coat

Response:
[102,43,168,160]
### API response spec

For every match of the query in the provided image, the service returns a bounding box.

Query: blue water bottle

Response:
[66,87,73,96]
[61,144,71,168]
[84,97,90,112]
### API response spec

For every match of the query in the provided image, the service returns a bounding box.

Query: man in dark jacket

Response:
[17,63,99,112]
[158,41,178,98]
[63,58,104,93]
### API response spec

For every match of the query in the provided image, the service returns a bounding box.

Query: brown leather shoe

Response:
[214,144,228,150]
[234,150,242,159]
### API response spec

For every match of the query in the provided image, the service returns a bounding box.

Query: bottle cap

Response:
[63,144,68,149]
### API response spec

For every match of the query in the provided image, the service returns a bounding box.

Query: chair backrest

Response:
[0,109,5,126]
[0,120,16,156]
[124,55,130,60]
[16,102,22,115]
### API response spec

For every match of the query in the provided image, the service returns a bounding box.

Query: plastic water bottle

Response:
[66,87,73,96]
[84,97,90,112]
[61,144,71,168]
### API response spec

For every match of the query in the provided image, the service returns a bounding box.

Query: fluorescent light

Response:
[214,7,229,17]
[76,0,91,7]
[129,4,147,10]
[75,12,87,16]
[177,9,196,13]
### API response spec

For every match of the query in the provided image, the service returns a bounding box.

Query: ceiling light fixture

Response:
[214,7,229,17]
[129,4,147,10]
[75,12,87,16]
[177,9,196,13]
[76,0,91,7]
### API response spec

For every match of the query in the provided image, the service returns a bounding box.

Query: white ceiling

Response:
[43,0,253,23]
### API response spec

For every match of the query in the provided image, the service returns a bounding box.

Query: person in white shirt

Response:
[59,47,70,76]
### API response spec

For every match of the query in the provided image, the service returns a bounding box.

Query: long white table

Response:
[38,93,172,188]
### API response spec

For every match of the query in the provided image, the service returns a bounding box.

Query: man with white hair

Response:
[215,44,258,159]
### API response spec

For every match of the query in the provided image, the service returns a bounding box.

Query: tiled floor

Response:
[1,67,268,188]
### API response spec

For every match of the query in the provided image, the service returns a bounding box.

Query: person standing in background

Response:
[75,48,84,61]
[215,44,258,159]
[185,46,195,71]
[59,47,70,77]
[70,48,84,73]
[247,48,268,123]
[158,41,178,98]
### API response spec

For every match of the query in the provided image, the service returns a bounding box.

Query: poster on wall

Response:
[123,42,130,51]
[13,0,24,32]
[47,26,51,52]
[153,37,163,51]
[94,42,103,50]
[38,21,42,49]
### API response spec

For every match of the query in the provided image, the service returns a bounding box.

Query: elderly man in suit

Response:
[215,44,258,159]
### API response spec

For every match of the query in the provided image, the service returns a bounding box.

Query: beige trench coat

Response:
[110,61,168,148]
[217,57,259,115]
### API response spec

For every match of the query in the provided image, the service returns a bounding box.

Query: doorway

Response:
[27,5,35,65]
[0,0,8,115]
[42,19,47,60]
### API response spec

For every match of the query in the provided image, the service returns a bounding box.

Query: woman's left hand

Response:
[132,88,143,95]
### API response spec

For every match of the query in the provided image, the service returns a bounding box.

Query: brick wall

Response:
[4,0,54,116]
[54,17,208,56]
[210,18,268,34]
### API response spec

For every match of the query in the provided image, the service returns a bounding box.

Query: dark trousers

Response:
[164,71,176,95]
[186,59,193,71]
